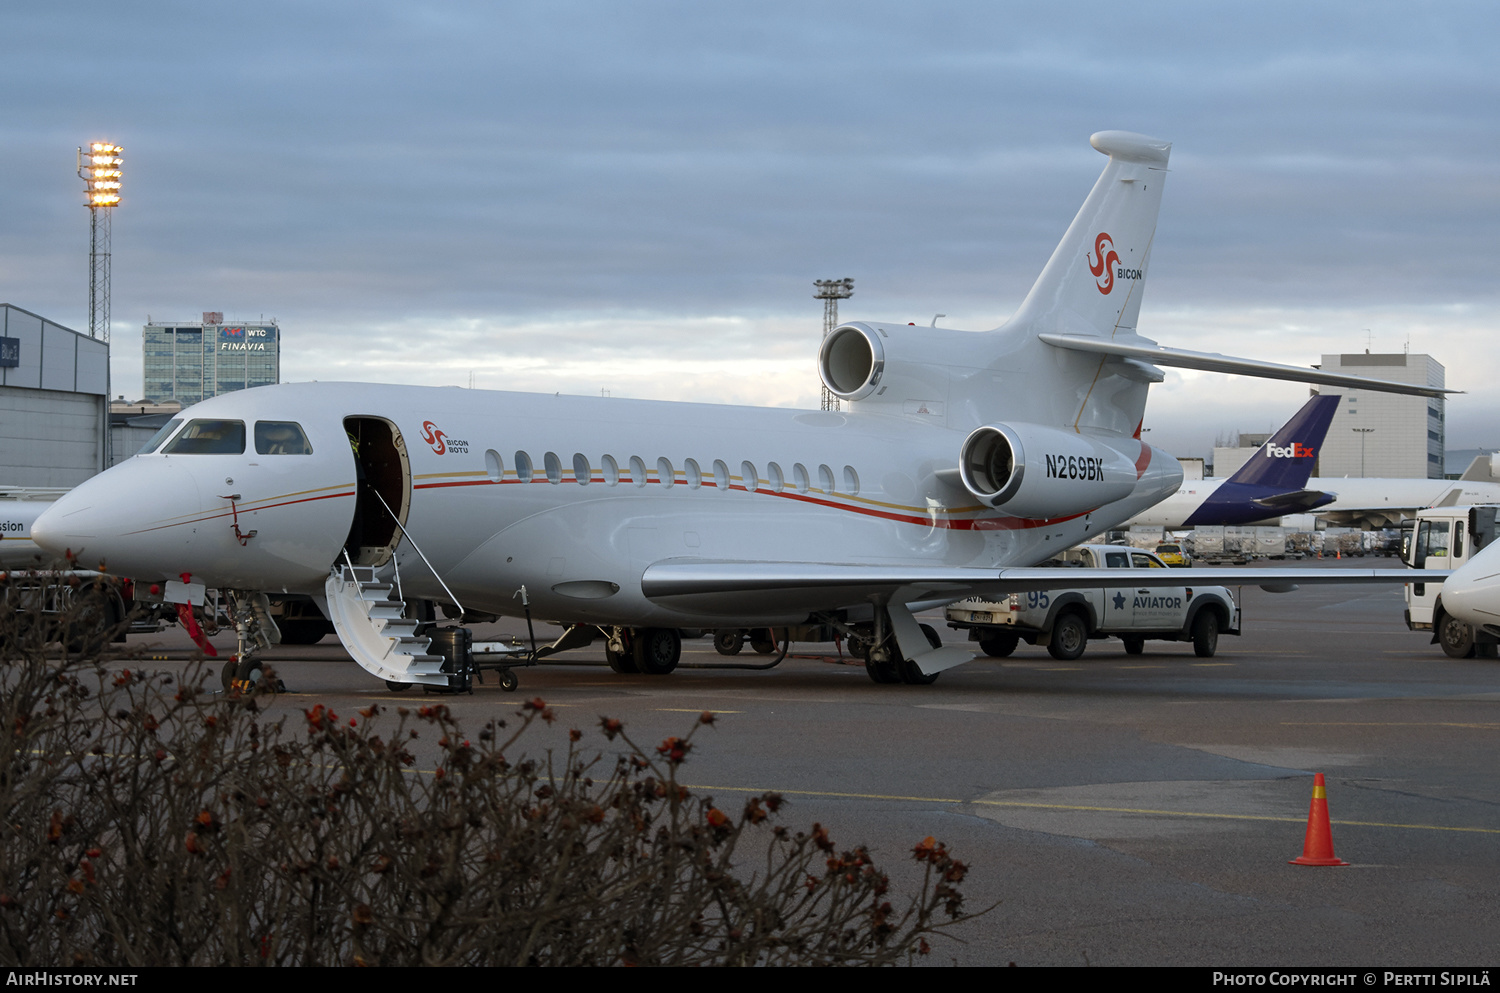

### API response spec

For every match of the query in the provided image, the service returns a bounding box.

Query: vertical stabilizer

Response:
[1010,131,1171,337]
[1226,395,1340,488]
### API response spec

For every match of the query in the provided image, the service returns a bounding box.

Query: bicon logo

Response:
[1087,232,1120,295]
[1265,443,1315,459]
[420,420,447,456]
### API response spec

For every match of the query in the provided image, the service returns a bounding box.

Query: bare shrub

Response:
[0,590,982,966]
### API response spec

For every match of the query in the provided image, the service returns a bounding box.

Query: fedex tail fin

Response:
[1010,131,1171,337]
[1226,394,1340,488]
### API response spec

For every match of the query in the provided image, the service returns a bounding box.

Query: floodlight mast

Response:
[78,142,122,342]
[813,277,854,411]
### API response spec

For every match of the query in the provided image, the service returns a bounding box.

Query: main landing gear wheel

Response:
[897,624,943,685]
[385,679,413,693]
[634,627,682,675]
[714,629,744,656]
[607,631,640,674]
[864,656,901,684]
[749,628,778,654]
[1439,612,1476,659]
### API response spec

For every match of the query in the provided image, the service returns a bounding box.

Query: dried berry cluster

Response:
[0,593,981,966]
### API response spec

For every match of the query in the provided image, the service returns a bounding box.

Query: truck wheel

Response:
[1121,635,1145,656]
[1439,613,1477,659]
[713,629,743,656]
[1192,611,1219,658]
[1047,612,1088,661]
[978,630,1018,658]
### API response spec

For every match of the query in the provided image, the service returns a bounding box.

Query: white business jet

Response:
[30,131,1451,689]
[1434,540,1500,635]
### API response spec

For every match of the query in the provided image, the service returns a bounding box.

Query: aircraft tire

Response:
[977,630,1017,658]
[1122,635,1146,656]
[749,628,777,654]
[714,629,743,656]
[606,646,639,674]
[1439,613,1477,659]
[64,591,116,657]
[1047,611,1088,661]
[864,657,901,684]
[1192,611,1219,658]
[385,679,413,693]
[634,627,681,674]
[221,660,236,693]
[279,619,330,645]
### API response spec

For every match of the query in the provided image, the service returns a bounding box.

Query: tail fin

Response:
[1010,131,1171,337]
[1225,395,1340,488]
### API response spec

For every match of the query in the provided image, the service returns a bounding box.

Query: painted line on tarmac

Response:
[1283,722,1500,730]
[683,785,1500,835]
[657,708,743,714]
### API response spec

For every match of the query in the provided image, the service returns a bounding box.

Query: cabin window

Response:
[137,418,183,455]
[684,458,702,489]
[602,454,620,486]
[842,465,859,496]
[163,419,246,455]
[573,453,591,485]
[514,451,533,483]
[792,463,809,494]
[544,452,562,484]
[713,459,730,491]
[254,421,313,455]
[657,457,675,489]
[767,462,784,492]
[629,456,648,488]
[484,449,503,482]
[741,461,758,492]
[819,464,835,493]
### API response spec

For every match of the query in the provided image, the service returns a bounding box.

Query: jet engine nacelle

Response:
[818,321,957,405]
[958,422,1138,519]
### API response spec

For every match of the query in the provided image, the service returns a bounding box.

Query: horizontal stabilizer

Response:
[1250,489,1338,512]
[641,558,1447,615]
[1038,334,1455,398]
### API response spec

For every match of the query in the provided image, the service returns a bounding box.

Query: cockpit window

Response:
[137,418,183,455]
[255,421,313,455]
[162,419,246,455]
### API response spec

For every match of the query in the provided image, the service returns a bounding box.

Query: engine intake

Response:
[818,324,886,401]
[958,422,1138,519]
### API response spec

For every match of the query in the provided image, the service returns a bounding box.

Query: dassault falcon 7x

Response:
[31,131,1451,688]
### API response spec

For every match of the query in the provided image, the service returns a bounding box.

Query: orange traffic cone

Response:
[1289,773,1349,866]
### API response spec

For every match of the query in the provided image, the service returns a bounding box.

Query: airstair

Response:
[324,563,449,686]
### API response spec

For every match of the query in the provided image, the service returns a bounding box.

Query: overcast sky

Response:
[4,1,1498,458]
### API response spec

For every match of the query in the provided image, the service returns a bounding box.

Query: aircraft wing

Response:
[1038,334,1456,398]
[641,559,1448,615]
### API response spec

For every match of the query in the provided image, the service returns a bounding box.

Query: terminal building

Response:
[1311,353,1445,479]
[0,304,110,487]
[142,311,280,404]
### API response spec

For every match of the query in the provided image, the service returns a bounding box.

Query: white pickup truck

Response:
[945,544,1241,661]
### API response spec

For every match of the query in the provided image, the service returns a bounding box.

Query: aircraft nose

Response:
[32,461,201,578]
